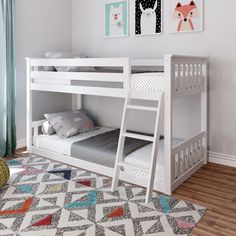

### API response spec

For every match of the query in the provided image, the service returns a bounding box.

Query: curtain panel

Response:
[0,0,16,157]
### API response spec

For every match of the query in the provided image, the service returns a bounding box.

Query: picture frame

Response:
[135,0,162,36]
[104,0,129,38]
[170,0,203,33]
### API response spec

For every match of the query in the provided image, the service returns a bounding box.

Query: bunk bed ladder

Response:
[111,92,164,203]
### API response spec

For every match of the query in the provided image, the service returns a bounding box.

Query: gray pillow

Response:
[41,121,55,135]
[45,52,96,72]
[44,110,94,139]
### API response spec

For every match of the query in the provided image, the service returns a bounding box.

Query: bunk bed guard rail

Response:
[27,57,132,98]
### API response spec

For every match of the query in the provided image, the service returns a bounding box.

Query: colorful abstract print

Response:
[0,155,206,235]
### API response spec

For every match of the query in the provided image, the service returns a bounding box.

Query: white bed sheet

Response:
[130,72,164,91]
[34,127,113,156]
[124,138,182,183]
[35,127,182,183]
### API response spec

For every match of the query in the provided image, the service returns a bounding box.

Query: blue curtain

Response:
[0,0,16,157]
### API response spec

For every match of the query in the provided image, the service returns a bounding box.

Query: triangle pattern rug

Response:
[0,155,207,235]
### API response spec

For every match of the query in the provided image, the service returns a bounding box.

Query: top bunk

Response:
[26,55,208,101]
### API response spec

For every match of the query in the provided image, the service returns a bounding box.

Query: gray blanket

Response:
[71,129,151,168]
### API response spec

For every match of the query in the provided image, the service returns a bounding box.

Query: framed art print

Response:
[104,0,129,38]
[170,0,203,33]
[135,0,162,36]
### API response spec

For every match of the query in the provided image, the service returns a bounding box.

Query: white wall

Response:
[15,0,73,145]
[72,0,236,156]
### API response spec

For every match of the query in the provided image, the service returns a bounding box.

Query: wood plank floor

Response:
[174,163,236,236]
[4,149,236,236]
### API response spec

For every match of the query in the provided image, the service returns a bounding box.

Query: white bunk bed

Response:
[26,55,208,196]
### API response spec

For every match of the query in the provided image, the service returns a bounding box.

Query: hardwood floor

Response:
[4,149,236,236]
[174,163,236,236]
[5,148,28,160]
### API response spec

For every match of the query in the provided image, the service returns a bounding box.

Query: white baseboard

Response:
[208,151,236,168]
[17,138,26,149]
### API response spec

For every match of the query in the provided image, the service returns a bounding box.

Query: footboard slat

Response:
[171,56,207,98]
[172,131,206,184]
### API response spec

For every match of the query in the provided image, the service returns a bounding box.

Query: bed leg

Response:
[202,62,208,165]
[164,55,173,196]
[26,58,32,153]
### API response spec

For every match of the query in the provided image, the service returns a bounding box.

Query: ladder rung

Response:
[122,132,154,142]
[126,105,157,112]
[118,161,149,173]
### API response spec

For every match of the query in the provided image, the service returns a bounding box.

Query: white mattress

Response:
[35,127,182,183]
[130,72,164,91]
[124,138,182,183]
[33,72,165,91]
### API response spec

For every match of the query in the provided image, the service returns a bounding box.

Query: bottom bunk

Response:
[32,126,206,194]
[35,126,182,184]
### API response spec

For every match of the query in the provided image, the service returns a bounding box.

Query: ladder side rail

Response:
[111,59,131,192]
[145,93,164,203]
[111,95,130,191]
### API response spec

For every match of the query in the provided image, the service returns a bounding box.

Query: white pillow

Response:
[44,110,95,139]
[41,121,55,135]
[45,52,96,72]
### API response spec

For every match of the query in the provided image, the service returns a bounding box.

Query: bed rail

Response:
[170,55,208,98]
[31,119,46,146]
[171,131,206,189]
[27,56,207,99]
[30,58,130,67]
[27,57,131,98]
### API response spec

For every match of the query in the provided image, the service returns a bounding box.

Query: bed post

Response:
[26,58,32,153]
[72,95,83,110]
[164,55,173,195]
[202,60,208,164]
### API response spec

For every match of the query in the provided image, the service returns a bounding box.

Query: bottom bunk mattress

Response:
[35,127,182,183]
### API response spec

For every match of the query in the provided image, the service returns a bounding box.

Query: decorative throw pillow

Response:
[45,52,96,72]
[44,110,94,139]
[41,121,55,135]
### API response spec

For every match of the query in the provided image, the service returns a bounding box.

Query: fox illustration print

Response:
[173,1,199,32]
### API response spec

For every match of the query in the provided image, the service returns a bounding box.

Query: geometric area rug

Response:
[0,155,207,236]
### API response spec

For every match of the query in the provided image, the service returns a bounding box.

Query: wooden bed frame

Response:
[26,55,208,195]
